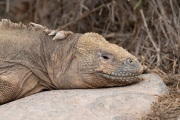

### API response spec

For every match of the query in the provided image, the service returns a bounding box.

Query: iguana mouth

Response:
[97,72,140,81]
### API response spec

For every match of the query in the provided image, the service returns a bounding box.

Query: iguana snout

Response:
[96,53,142,76]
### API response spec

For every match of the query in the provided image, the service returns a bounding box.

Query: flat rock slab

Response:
[0,73,168,120]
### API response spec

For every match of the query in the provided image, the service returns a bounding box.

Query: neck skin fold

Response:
[39,33,82,89]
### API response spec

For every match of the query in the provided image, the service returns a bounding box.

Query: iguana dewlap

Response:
[0,19,145,104]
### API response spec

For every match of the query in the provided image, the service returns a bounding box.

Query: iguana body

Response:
[0,20,145,104]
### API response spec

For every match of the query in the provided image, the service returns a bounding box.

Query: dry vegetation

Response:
[0,0,179,119]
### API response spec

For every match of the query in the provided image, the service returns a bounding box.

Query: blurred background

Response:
[0,0,179,74]
[0,0,180,119]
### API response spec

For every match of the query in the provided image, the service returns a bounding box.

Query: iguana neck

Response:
[41,33,82,88]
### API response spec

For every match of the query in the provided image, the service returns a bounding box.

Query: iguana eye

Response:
[98,52,114,62]
[102,55,110,60]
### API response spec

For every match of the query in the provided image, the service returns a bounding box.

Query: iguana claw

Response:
[30,22,73,40]
[30,22,46,30]
[49,30,73,40]
[48,30,57,36]
[30,22,50,34]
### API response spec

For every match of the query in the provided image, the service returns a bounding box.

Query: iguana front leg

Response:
[0,65,46,104]
[0,80,19,104]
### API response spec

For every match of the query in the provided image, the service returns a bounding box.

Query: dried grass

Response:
[0,0,180,119]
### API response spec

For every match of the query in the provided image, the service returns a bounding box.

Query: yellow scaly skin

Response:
[0,20,145,104]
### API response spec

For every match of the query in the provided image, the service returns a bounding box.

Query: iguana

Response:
[0,19,145,104]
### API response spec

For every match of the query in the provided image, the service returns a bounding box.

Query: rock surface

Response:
[0,73,168,120]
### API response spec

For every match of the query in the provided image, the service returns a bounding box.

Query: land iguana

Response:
[0,19,145,104]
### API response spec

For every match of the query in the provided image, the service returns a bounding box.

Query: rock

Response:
[0,73,168,120]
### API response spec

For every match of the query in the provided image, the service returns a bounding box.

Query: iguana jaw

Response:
[97,72,141,82]
[96,65,146,82]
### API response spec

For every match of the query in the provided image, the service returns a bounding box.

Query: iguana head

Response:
[71,33,145,88]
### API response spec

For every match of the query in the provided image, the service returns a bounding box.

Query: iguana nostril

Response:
[127,58,133,64]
